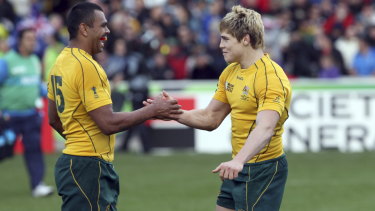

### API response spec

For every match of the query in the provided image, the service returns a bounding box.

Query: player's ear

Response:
[243,34,250,46]
[79,23,89,37]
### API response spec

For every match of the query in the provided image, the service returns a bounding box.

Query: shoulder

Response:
[3,50,17,60]
[258,55,285,76]
[73,49,98,70]
[60,49,97,72]
[220,62,239,77]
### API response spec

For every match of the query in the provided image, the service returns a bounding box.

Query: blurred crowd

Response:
[1,0,375,82]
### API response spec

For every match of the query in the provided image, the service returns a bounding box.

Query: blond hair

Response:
[220,5,264,49]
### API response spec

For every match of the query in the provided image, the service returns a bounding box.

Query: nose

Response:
[105,26,110,35]
[219,39,224,49]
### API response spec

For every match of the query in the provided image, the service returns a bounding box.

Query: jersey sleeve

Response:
[77,62,112,112]
[255,67,287,116]
[213,65,232,104]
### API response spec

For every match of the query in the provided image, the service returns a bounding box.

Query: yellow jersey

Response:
[213,54,291,163]
[47,48,115,162]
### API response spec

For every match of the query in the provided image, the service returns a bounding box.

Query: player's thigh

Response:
[243,156,288,211]
[216,179,236,210]
[55,154,119,210]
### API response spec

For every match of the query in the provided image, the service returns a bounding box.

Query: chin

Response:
[223,58,232,63]
[94,48,103,55]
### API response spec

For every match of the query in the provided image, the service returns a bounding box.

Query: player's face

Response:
[88,10,110,55]
[219,31,244,64]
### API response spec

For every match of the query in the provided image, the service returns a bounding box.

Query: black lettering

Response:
[346,125,367,151]
[286,127,311,151]
[319,125,338,150]
[318,94,324,117]
[358,94,375,117]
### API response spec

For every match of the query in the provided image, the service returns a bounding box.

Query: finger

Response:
[228,170,234,180]
[220,169,225,179]
[212,165,221,173]
[233,171,239,179]
[167,105,180,111]
[168,99,178,105]
[162,90,170,98]
[171,105,182,110]
[170,109,183,114]
[223,169,230,180]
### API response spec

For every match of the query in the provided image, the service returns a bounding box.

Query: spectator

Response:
[0,28,53,197]
[106,38,128,112]
[0,0,17,24]
[335,25,360,71]
[319,55,341,78]
[148,52,174,80]
[284,31,319,77]
[42,32,64,82]
[351,35,375,76]
[323,2,355,41]
[315,33,347,76]
[3,0,375,91]
[190,52,217,80]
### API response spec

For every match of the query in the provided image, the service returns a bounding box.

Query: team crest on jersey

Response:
[241,85,250,101]
[92,86,99,98]
[225,82,234,92]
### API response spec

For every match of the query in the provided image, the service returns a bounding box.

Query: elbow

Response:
[100,127,117,136]
[204,123,219,131]
[264,126,276,140]
[48,119,58,129]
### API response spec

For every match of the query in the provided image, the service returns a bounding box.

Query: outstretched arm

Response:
[144,91,231,131]
[212,110,280,180]
[176,98,231,131]
[89,94,182,135]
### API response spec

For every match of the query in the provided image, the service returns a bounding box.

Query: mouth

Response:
[99,36,107,48]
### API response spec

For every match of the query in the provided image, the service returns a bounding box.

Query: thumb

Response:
[162,90,171,99]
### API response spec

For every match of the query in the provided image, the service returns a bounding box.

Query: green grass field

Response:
[0,151,374,211]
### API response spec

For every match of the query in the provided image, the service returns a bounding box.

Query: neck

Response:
[18,47,30,57]
[239,48,264,69]
[68,39,92,55]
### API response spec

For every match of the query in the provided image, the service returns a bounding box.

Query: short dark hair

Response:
[17,27,36,47]
[17,27,35,41]
[66,2,103,40]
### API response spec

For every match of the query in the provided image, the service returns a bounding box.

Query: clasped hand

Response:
[143,91,182,120]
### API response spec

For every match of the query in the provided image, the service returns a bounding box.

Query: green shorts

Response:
[217,154,288,211]
[55,154,120,211]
